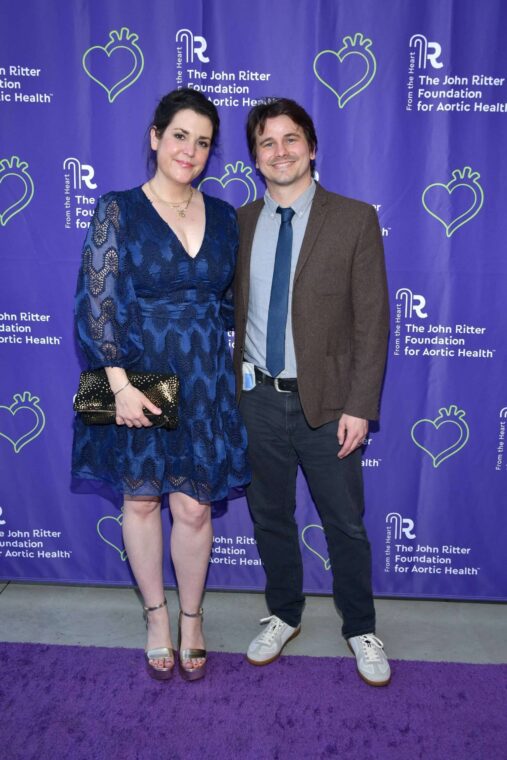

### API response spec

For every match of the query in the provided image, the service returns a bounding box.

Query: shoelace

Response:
[257,615,285,645]
[358,634,385,663]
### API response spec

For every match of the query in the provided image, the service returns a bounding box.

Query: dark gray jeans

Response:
[239,382,376,638]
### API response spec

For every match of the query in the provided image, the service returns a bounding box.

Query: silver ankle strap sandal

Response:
[178,607,207,682]
[143,598,176,681]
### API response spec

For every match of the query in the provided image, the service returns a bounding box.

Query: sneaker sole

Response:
[347,641,391,687]
[246,625,301,666]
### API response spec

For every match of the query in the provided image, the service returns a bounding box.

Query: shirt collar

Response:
[263,179,316,219]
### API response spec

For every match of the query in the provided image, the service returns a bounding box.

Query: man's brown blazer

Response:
[233,183,390,427]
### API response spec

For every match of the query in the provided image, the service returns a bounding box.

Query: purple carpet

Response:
[1,642,506,760]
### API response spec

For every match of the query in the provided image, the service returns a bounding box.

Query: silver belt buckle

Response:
[273,378,291,393]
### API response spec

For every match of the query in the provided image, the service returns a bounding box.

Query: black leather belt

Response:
[254,366,298,393]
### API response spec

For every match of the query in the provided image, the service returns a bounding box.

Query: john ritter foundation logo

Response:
[384,511,478,578]
[313,33,377,108]
[422,167,484,237]
[384,513,416,574]
[63,157,98,230]
[82,28,144,102]
[409,35,443,70]
[407,33,507,114]
[63,158,97,191]
[0,156,34,226]
[175,29,210,65]
[386,513,416,541]
[396,288,428,320]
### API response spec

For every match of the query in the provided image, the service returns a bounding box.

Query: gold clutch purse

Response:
[74,369,179,429]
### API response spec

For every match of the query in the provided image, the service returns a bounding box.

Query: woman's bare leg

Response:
[122,497,174,669]
[169,492,212,669]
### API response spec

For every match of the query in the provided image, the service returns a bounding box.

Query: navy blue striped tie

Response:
[266,206,295,377]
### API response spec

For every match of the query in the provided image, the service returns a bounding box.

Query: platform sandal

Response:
[143,599,176,681]
[178,608,207,681]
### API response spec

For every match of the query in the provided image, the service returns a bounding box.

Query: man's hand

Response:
[337,414,368,459]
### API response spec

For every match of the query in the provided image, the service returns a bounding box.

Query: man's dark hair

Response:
[246,98,318,161]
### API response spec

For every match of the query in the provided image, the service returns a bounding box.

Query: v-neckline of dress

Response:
[139,185,208,260]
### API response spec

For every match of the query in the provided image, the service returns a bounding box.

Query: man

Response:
[233,98,391,686]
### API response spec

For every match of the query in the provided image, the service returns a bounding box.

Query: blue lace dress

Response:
[72,187,250,502]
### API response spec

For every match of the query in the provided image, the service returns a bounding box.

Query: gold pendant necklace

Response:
[148,182,194,218]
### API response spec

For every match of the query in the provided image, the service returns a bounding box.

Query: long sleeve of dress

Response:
[74,192,144,369]
[219,204,240,332]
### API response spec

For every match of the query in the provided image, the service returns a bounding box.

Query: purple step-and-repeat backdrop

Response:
[1,0,506,600]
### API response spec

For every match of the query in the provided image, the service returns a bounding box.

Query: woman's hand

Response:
[104,368,162,428]
[114,382,162,428]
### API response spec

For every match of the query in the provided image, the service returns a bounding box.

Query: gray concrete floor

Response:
[1,582,506,663]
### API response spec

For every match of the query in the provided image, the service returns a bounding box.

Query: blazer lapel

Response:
[294,184,328,283]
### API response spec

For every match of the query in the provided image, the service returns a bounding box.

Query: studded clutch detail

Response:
[74,369,179,429]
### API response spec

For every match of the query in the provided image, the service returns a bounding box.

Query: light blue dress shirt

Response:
[244,180,316,378]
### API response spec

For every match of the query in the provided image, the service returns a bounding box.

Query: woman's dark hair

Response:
[246,98,318,161]
[146,88,220,173]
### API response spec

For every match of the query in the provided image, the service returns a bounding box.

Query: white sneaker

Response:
[247,615,301,665]
[348,633,391,686]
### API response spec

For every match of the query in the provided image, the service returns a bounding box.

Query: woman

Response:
[72,88,249,681]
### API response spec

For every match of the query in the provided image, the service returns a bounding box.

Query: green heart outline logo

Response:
[97,511,128,561]
[82,27,144,103]
[313,33,377,109]
[0,391,46,453]
[0,156,35,226]
[411,404,470,468]
[301,524,331,570]
[422,167,484,237]
[198,161,258,206]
